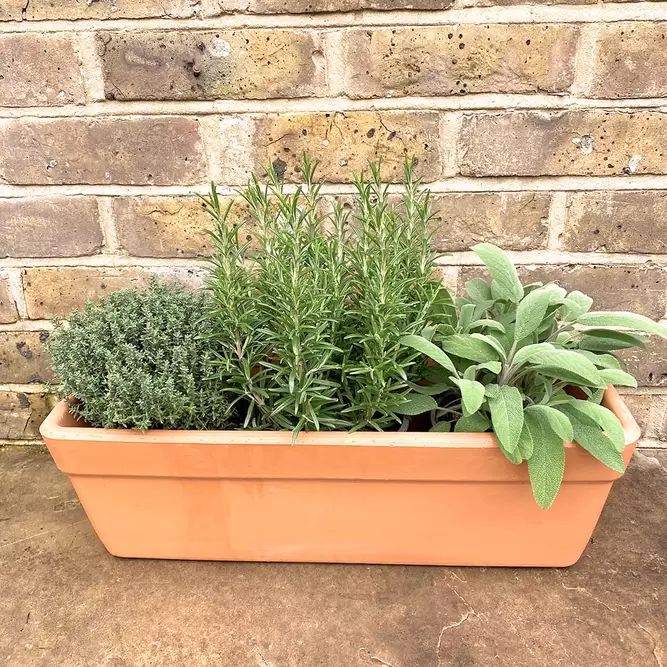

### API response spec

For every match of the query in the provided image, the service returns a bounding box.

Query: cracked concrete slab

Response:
[0,448,665,667]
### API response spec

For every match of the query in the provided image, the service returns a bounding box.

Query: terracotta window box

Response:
[41,386,639,567]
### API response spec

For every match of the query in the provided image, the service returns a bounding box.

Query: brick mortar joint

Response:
[5,6,667,30]
[5,97,667,120]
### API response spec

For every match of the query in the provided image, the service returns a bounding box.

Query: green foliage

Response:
[398,243,667,509]
[48,157,664,514]
[203,157,454,435]
[48,280,232,431]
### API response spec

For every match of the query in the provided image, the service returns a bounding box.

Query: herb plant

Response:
[48,280,232,431]
[203,158,453,434]
[399,243,667,508]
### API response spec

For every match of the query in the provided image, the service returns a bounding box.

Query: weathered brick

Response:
[620,393,653,438]
[0,0,25,20]
[226,111,441,184]
[0,279,18,324]
[25,0,202,20]
[518,265,667,319]
[343,25,577,98]
[620,393,667,439]
[22,267,204,319]
[430,192,550,252]
[0,197,103,258]
[621,339,667,388]
[459,111,667,177]
[563,192,667,254]
[115,198,212,258]
[459,264,667,319]
[0,331,53,384]
[434,266,459,294]
[115,196,266,258]
[0,117,205,185]
[223,0,453,11]
[0,34,84,107]
[590,23,667,98]
[100,30,325,101]
[466,0,594,4]
[0,391,56,440]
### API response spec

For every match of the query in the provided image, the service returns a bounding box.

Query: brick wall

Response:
[2,0,667,446]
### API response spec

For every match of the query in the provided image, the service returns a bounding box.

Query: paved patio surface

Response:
[0,448,665,667]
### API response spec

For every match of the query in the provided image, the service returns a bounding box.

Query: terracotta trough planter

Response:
[40,386,639,567]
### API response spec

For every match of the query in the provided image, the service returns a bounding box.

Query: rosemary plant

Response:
[203,157,453,434]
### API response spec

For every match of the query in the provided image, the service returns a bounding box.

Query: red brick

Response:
[430,193,550,252]
[0,391,56,440]
[228,111,441,184]
[25,0,202,20]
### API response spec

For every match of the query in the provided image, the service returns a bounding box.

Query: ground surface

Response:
[0,449,665,667]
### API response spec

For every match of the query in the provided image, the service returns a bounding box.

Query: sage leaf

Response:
[472,243,524,303]
[579,329,648,351]
[516,418,535,459]
[472,361,503,375]
[454,412,490,433]
[559,401,625,452]
[525,404,574,442]
[526,413,566,510]
[499,439,523,464]
[394,393,438,416]
[577,312,667,339]
[399,335,457,375]
[527,350,603,386]
[430,421,452,432]
[465,278,493,303]
[468,319,506,334]
[488,385,524,453]
[451,378,486,417]
[511,343,555,367]
[406,381,452,396]
[565,290,593,315]
[576,351,622,370]
[598,368,638,387]
[514,287,554,341]
[440,334,500,363]
[485,383,500,399]
[567,415,625,473]
[470,333,507,360]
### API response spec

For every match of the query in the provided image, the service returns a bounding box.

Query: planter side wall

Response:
[41,388,640,566]
[69,473,621,567]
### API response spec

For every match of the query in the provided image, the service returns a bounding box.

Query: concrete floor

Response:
[0,449,665,667]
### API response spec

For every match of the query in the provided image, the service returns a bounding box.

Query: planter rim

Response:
[41,385,639,449]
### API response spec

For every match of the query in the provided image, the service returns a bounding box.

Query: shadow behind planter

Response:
[40,386,639,567]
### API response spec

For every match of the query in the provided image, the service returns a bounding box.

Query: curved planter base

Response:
[40,387,640,567]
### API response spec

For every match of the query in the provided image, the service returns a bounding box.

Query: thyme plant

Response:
[48,280,232,431]
[203,158,453,434]
[399,244,667,508]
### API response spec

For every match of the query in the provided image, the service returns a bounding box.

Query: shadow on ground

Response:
[0,448,665,667]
